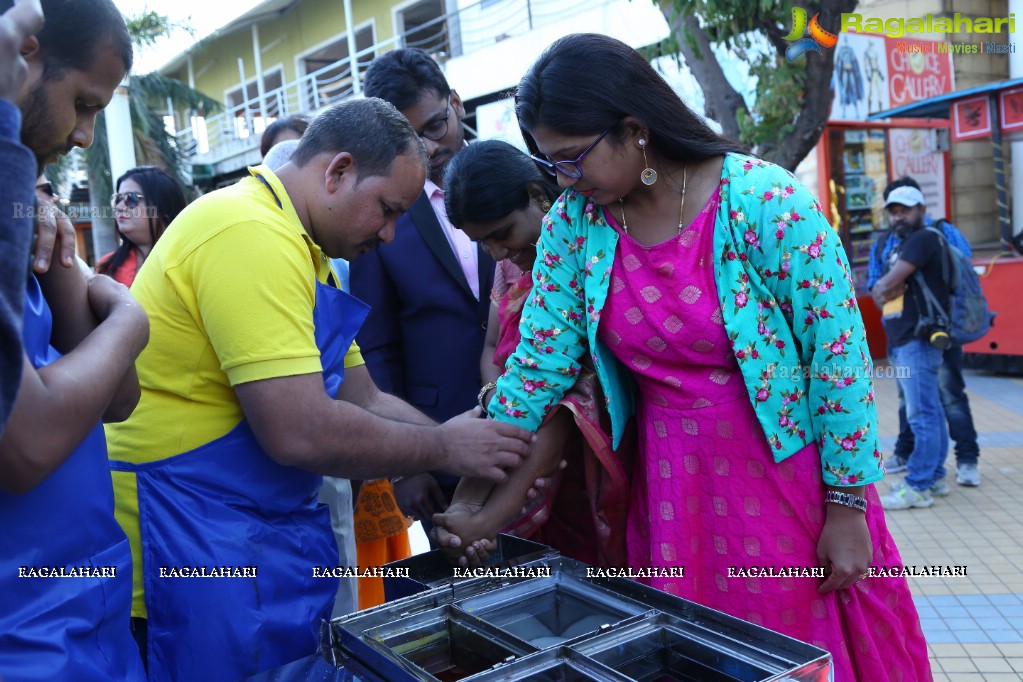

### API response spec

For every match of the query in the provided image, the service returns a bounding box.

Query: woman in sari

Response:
[435,139,632,567]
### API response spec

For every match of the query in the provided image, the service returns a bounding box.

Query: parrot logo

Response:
[784,7,839,61]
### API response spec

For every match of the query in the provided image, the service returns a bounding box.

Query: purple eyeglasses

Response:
[530,127,611,179]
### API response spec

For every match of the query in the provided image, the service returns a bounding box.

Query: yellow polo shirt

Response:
[105,167,363,616]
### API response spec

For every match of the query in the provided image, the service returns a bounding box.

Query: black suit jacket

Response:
[350,190,495,432]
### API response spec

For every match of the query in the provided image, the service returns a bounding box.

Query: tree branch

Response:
[660,3,748,144]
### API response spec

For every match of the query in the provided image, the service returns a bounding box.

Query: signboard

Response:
[474,97,526,150]
[999,86,1023,132]
[952,96,993,140]
[830,34,953,122]
[887,128,948,219]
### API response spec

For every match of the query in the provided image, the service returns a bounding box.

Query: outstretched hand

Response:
[437,408,534,483]
[431,501,496,569]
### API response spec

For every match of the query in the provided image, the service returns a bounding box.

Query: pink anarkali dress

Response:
[597,188,931,681]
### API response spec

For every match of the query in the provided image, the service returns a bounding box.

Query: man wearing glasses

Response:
[351,49,496,562]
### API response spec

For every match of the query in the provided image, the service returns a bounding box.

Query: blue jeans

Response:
[893,344,979,465]
[890,339,949,491]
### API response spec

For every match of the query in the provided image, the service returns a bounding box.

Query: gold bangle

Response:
[477,381,497,410]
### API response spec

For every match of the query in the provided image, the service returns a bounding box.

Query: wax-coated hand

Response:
[393,473,447,521]
[432,501,496,568]
[817,504,872,593]
[0,0,43,103]
[437,408,533,482]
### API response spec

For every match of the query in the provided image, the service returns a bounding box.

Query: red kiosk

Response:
[867,77,1023,373]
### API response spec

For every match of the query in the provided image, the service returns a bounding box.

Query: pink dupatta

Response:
[493,269,633,567]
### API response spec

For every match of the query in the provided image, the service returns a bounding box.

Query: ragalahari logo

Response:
[784,7,839,61]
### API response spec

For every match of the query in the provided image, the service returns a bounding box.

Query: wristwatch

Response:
[825,490,867,513]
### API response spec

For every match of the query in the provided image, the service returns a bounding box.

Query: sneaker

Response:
[929,477,950,497]
[880,482,934,510]
[956,463,980,487]
[883,454,909,474]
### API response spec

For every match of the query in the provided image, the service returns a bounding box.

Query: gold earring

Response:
[639,139,657,186]
[540,199,552,212]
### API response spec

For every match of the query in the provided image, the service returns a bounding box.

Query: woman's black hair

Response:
[444,139,560,229]
[97,166,186,277]
[260,114,312,157]
[515,33,745,166]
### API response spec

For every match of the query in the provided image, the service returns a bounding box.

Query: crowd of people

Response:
[1,2,967,679]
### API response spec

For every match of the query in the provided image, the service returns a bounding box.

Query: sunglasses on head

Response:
[36,182,55,197]
[111,192,145,208]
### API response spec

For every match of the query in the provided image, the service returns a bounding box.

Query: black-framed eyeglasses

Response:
[111,192,145,208]
[36,182,55,197]
[419,96,452,141]
[530,127,611,180]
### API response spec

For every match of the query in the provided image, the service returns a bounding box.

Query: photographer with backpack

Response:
[868,177,982,489]
[872,185,954,509]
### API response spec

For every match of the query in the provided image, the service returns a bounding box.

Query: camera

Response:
[915,318,951,350]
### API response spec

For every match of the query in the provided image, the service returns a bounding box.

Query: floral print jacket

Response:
[488,153,883,487]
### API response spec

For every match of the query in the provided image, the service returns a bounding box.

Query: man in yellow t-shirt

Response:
[104,98,533,682]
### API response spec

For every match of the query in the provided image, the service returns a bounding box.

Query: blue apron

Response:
[0,276,145,682]
[109,173,371,681]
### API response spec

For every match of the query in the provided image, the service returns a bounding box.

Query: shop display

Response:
[829,129,890,293]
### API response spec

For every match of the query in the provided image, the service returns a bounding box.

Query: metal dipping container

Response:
[383,534,553,602]
[323,544,832,681]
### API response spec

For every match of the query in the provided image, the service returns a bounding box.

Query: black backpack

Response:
[911,224,994,345]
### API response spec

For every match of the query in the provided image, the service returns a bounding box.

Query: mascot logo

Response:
[784,7,839,61]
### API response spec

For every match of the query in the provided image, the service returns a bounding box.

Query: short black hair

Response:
[260,114,311,157]
[516,34,743,169]
[363,48,450,110]
[290,98,426,180]
[883,176,921,201]
[444,139,559,229]
[1,0,134,77]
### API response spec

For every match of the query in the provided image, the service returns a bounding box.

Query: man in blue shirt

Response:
[873,185,952,509]
[0,0,41,437]
[869,177,980,489]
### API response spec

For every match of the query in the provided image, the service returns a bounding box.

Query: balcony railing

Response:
[172,0,595,171]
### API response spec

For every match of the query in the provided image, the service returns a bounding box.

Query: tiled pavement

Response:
[874,363,1023,681]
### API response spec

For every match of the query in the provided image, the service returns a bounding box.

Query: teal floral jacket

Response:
[488,153,884,487]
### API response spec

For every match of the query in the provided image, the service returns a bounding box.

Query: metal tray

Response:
[383,534,554,602]
[326,550,832,681]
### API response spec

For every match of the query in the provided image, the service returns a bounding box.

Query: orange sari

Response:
[353,479,412,609]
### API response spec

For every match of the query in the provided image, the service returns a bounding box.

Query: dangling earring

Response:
[540,199,552,212]
[639,138,657,185]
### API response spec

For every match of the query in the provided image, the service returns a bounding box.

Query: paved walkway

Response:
[875,363,1023,681]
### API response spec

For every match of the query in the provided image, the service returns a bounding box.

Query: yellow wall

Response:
[165,0,402,109]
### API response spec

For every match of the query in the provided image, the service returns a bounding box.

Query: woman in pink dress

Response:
[434,34,931,680]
